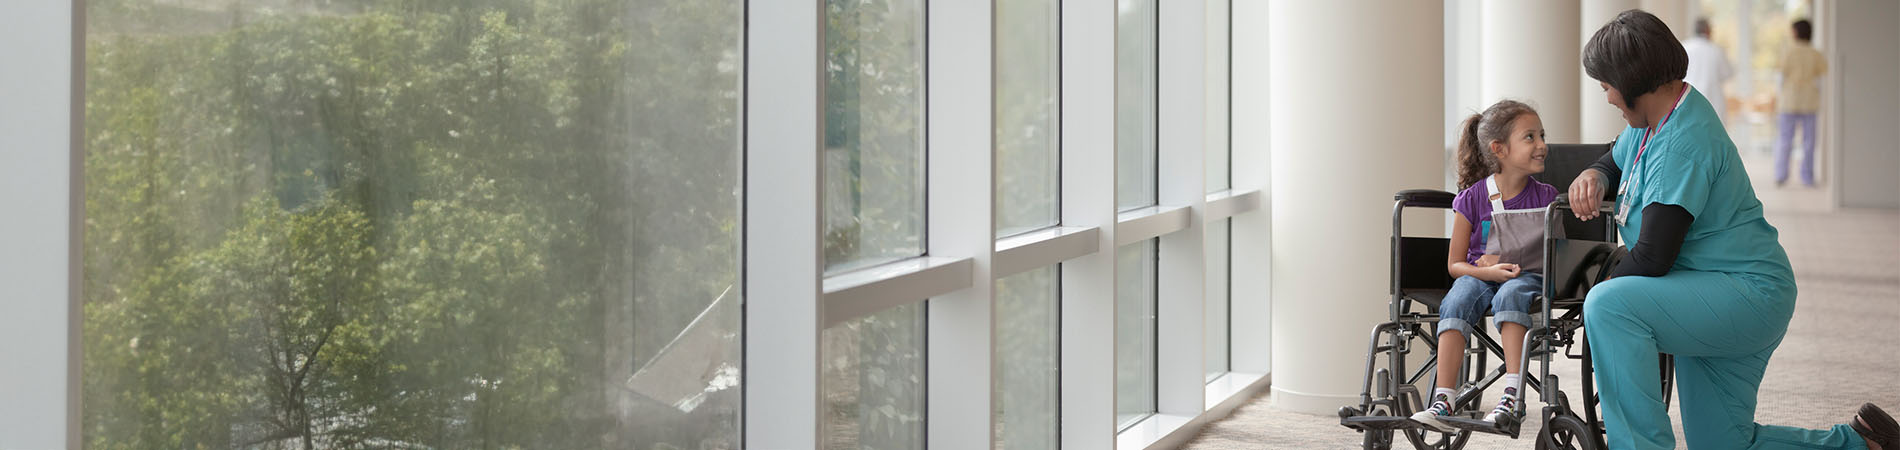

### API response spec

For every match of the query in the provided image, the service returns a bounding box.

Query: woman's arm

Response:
[1571,150,1622,220]
[1608,203,1693,278]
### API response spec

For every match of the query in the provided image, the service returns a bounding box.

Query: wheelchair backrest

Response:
[1533,143,1617,242]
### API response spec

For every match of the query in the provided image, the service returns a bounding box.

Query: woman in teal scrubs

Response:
[1569,10,1898,450]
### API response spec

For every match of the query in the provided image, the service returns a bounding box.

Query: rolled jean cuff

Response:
[1437,317,1473,338]
[1493,311,1532,330]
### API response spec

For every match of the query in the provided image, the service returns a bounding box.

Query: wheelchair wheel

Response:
[1361,406,1397,450]
[1536,414,1602,450]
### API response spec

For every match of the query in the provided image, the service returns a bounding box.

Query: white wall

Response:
[0,1,75,448]
[1834,0,1900,209]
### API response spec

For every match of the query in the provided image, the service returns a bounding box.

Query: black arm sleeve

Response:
[1608,203,1693,278]
[1587,148,1622,194]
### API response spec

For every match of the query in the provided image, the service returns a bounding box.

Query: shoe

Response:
[1853,403,1898,450]
[1410,399,1458,433]
[1482,392,1519,423]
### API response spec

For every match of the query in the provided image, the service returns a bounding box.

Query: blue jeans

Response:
[1436,273,1542,339]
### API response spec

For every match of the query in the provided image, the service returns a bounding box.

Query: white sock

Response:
[1502,374,1523,399]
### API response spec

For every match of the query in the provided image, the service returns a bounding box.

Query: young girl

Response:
[1411,99,1556,432]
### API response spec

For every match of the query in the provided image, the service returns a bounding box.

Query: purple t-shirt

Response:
[1452,178,1558,265]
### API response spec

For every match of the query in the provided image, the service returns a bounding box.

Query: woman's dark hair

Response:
[1792,19,1813,41]
[1583,9,1688,109]
[1456,100,1537,191]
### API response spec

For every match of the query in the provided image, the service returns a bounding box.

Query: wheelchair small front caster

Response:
[1536,413,1602,450]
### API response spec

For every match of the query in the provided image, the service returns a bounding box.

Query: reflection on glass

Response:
[1116,240,1158,427]
[81,1,743,448]
[824,0,929,273]
[995,267,1060,449]
[1205,220,1231,380]
[824,303,928,449]
[997,0,1062,236]
[1116,0,1159,210]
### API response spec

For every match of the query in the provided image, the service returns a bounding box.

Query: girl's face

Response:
[1492,113,1548,175]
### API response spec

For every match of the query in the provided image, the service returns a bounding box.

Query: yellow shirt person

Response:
[1778,43,1827,114]
[1775,19,1827,187]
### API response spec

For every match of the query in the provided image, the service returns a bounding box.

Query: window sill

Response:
[1115,205,1191,246]
[821,256,972,327]
[993,226,1100,277]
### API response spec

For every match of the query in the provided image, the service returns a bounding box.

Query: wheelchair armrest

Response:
[1550,193,1617,214]
[1396,189,1455,209]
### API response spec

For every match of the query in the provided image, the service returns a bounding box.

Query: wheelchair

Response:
[1337,143,1677,450]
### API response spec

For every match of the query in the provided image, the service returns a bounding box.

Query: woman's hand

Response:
[1477,263,1521,283]
[1571,168,1608,220]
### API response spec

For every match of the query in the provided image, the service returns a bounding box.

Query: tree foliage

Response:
[83,0,742,448]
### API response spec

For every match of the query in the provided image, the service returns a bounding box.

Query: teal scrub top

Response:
[1609,85,1794,288]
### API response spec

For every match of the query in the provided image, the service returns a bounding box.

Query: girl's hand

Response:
[1479,264,1522,282]
[1476,254,1501,267]
[1571,169,1607,220]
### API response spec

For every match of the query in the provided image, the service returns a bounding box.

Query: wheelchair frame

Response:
[1338,143,1675,450]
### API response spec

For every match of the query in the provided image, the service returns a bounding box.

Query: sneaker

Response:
[1410,399,1458,433]
[1482,392,1519,423]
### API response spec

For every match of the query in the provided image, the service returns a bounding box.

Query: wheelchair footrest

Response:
[1439,414,1522,439]
[1340,415,1424,431]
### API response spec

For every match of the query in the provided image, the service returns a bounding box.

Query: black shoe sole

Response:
[1854,403,1899,449]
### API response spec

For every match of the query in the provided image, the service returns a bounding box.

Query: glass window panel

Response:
[824,0,929,273]
[1115,240,1158,428]
[824,303,928,449]
[1205,219,1232,380]
[1115,0,1159,210]
[994,266,1060,449]
[81,1,743,449]
[996,0,1062,236]
[1206,0,1232,193]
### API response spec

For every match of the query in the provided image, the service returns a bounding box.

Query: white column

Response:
[1482,0,1582,144]
[1060,0,1119,446]
[924,0,996,447]
[1267,0,1445,414]
[1582,0,1643,143]
[743,1,824,447]
[1157,0,1208,419]
[1640,0,1694,40]
[0,0,76,448]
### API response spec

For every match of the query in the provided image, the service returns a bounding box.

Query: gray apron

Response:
[1483,176,1560,274]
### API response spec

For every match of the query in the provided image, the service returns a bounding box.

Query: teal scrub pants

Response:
[1584,270,1866,449]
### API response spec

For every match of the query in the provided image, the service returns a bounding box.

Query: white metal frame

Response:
[742,0,825,447]
[0,0,79,447]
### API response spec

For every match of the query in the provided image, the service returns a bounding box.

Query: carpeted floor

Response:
[1181,158,1900,449]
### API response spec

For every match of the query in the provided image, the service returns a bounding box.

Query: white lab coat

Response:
[1681,36,1734,124]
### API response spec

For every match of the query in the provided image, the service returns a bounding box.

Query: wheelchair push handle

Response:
[1550,193,1618,215]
